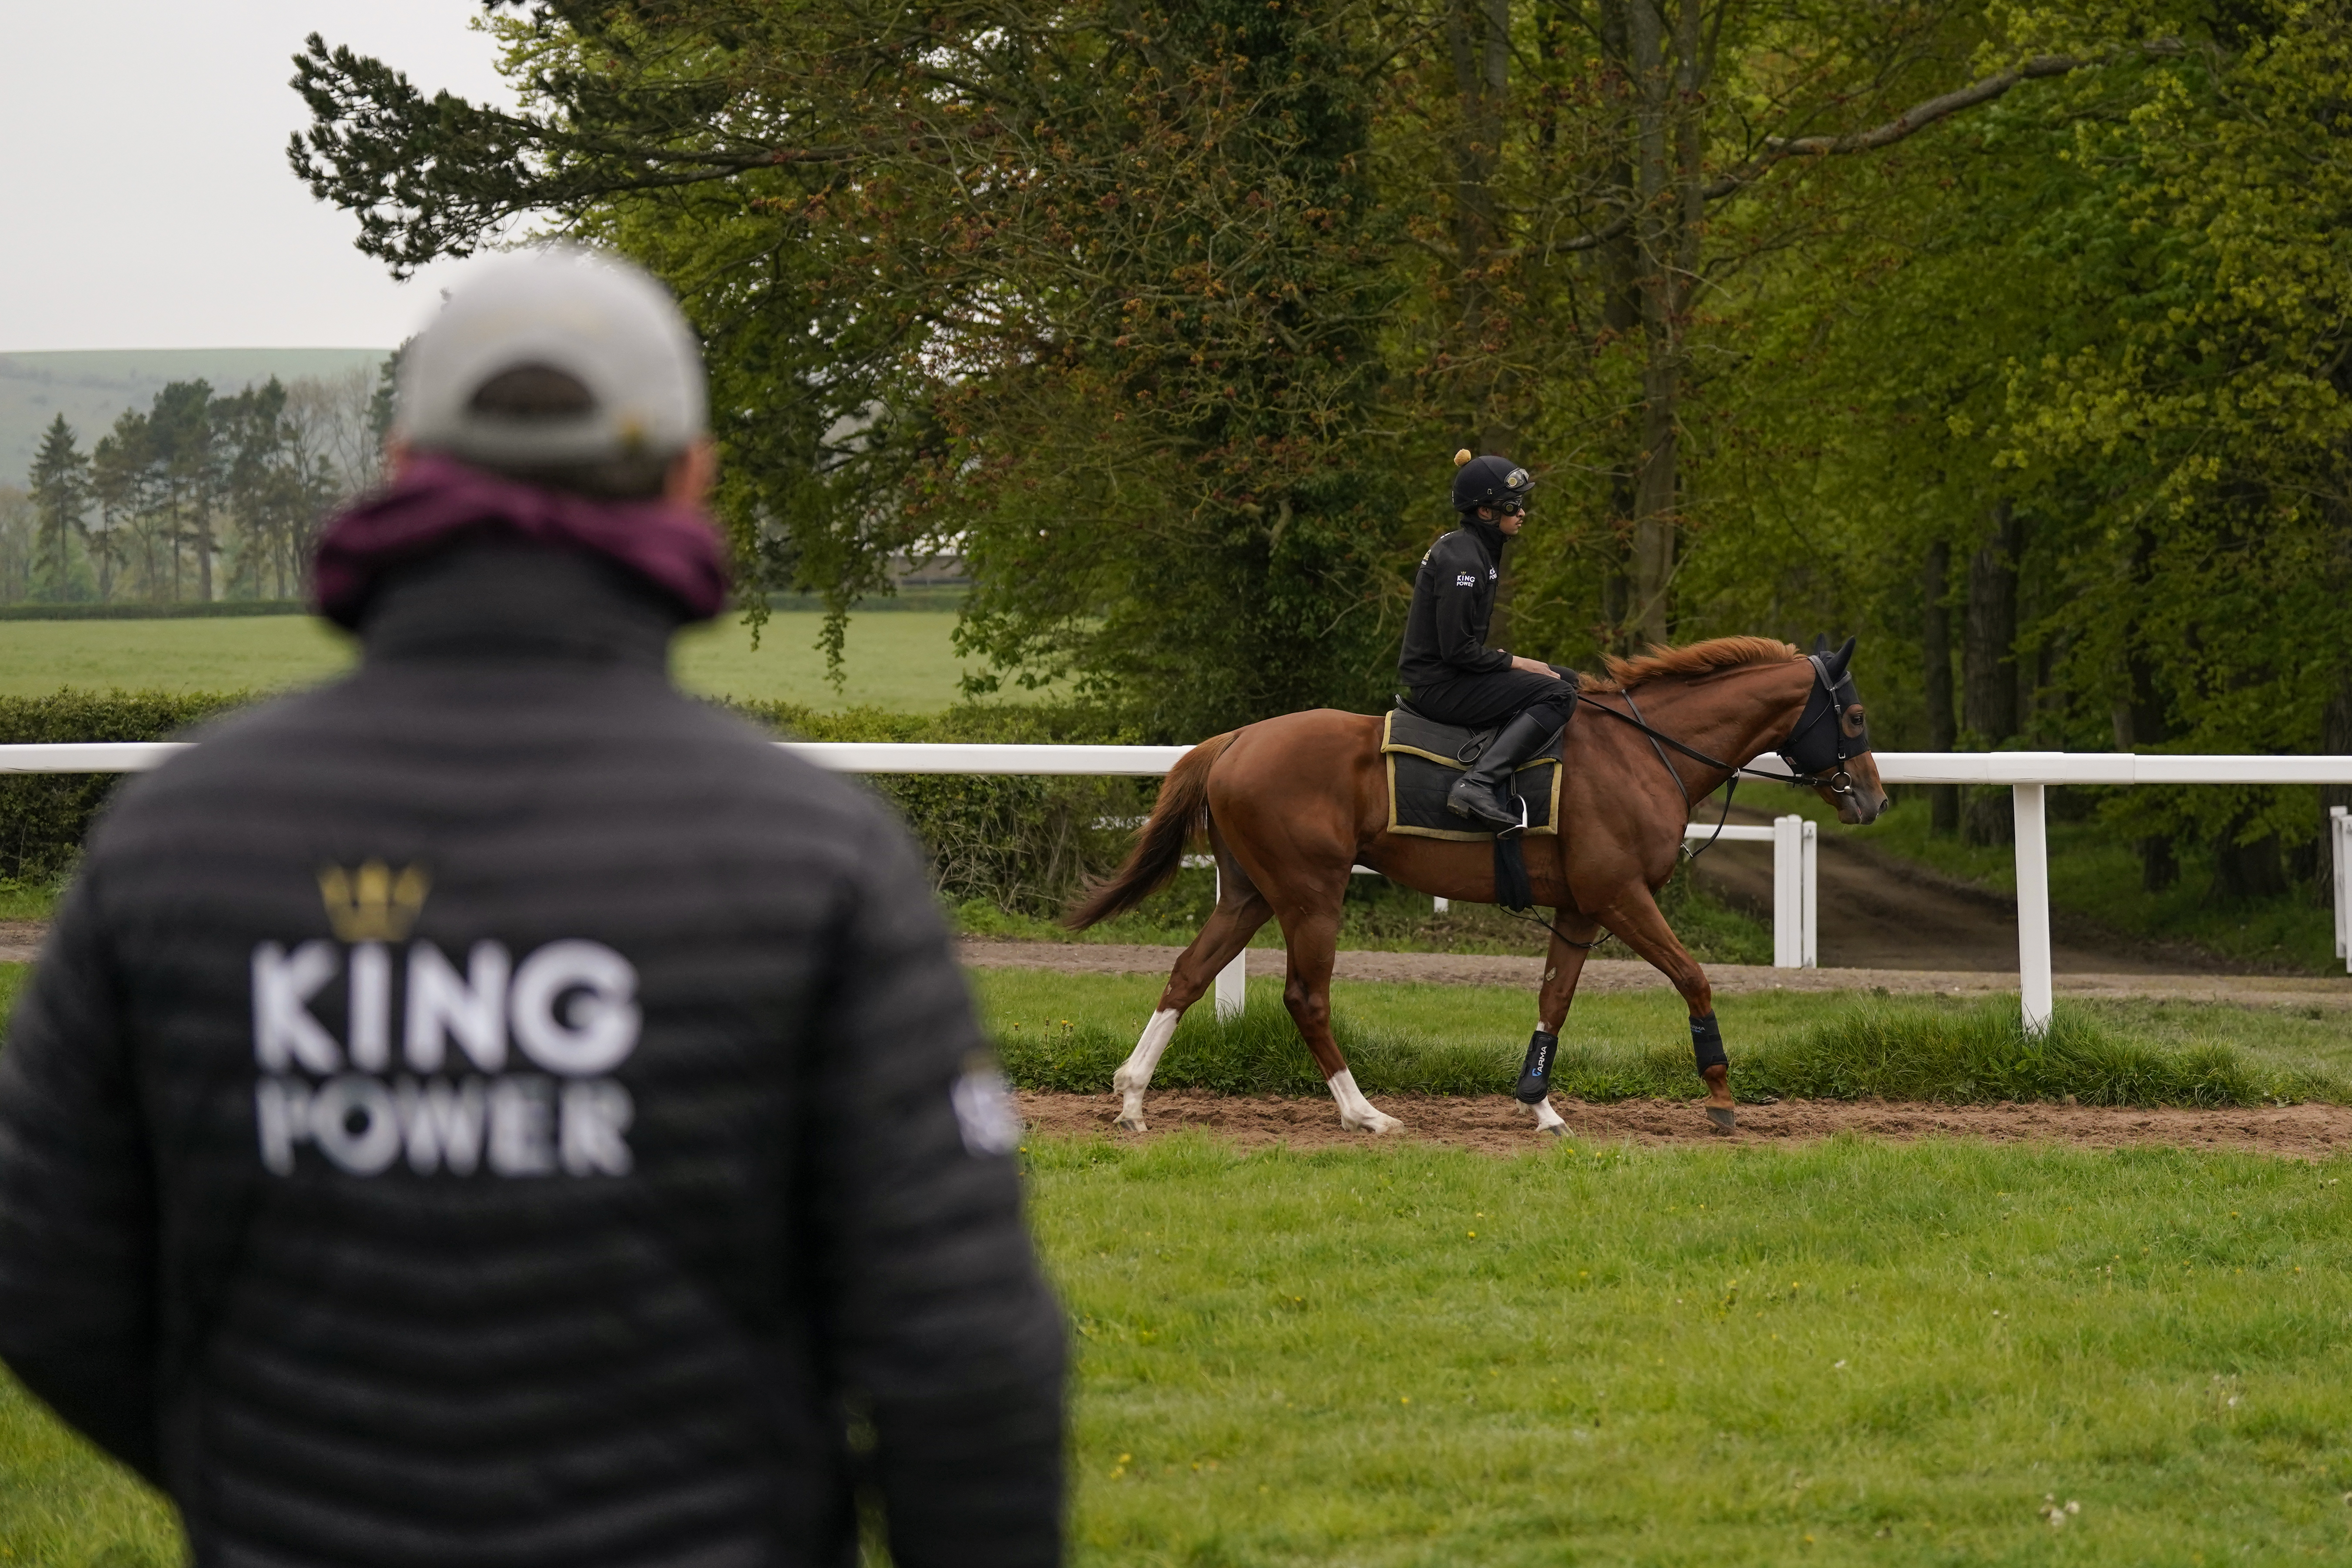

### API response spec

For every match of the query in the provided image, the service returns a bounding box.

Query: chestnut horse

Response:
[1066,636,1890,1136]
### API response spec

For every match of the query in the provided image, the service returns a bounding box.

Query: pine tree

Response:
[26,414,90,603]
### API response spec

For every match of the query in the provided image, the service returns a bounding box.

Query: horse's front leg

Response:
[1595,884,1737,1132]
[1516,910,1603,1136]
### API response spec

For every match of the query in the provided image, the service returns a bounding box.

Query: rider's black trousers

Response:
[1408,667,1578,733]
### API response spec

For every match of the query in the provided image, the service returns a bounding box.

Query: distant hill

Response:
[0,349,390,481]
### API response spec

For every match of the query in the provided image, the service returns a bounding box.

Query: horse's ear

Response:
[1812,633,1831,656]
[1827,636,1857,679]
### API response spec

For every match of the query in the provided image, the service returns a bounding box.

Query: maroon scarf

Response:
[312,453,730,628]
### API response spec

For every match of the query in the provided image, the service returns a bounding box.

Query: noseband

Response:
[1776,654,1872,798]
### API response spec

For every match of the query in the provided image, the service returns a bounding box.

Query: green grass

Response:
[0,883,53,923]
[0,611,980,709]
[0,1372,179,1566]
[7,963,2352,1562]
[1032,1134,2352,1565]
[1771,788,2340,974]
[13,1137,2352,1565]
[977,970,2352,1105]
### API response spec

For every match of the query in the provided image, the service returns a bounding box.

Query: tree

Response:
[25,415,90,603]
[294,0,1410,734]
[0,488,34,603]
[1379,2,2183,652]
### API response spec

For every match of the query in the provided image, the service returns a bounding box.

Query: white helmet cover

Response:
[394,247,708,471]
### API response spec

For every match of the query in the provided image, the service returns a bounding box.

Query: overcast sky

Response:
[1,4,524,352]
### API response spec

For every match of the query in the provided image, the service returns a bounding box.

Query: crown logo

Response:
[318,861,430,943]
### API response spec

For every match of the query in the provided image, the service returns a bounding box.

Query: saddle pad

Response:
[1383,707,1499,766]
[1381,711,1560,841]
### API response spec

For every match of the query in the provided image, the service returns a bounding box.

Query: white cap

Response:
[394,247,707,470]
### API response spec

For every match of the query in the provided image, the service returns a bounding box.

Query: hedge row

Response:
[0,690,1155,914]
[0,691,254,882]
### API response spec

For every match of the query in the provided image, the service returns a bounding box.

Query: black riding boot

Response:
[1446,709,1560,833]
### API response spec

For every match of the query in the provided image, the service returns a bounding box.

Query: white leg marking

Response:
[1327,1069,1402,1135]
[1113,1009,1180,1131]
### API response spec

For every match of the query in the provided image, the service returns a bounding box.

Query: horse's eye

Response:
[1839,704,1867,738]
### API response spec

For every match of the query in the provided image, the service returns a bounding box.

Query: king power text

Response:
[252,938,639,1180]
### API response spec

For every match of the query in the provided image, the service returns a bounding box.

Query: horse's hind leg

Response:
[1113,849,1271,1132]
[1276,897,1401,1135]
[1596,883,1737,1132]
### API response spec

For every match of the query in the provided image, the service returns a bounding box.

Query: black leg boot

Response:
[1446,709,1559,833]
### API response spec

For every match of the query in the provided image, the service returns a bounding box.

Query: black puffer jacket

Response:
[0,541,1066,1568]
[1397,518,1512,689]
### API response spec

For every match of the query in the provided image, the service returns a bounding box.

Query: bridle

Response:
[1573,648,1874,859]
[1488,643,1874,953]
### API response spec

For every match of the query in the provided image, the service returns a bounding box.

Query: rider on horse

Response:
[1398,449,1579,834]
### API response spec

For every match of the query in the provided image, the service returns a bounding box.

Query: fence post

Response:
[2013,784,2054,1035]
[1801,819,1818,969]
[2334,807,2350,974]
[1213,864,1246,1021]
[1772,815,1804,968]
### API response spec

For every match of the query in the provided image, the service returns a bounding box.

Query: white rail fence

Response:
[7,742,2350,1032]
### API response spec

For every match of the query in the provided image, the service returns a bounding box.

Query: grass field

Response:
[8,1137,2352,1565]
[0,610,973,709]
[1036,1134,2352,1564]
[7,966,2352,1562]
[976,970,2352,1105]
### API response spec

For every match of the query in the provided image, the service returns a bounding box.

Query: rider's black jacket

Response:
[1398,517,1512,689]
[0,540,1066,1568]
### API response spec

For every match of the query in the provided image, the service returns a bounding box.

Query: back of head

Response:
[394,249,708,500]
[1451,449,1531,516]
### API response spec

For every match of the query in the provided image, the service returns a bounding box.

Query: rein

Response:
[1571,654,1869,862]
[1479,649,1874,950]
[1611,685,1741,863]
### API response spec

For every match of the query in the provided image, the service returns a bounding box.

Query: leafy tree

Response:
[295,0,1413,735]
[25,415,91,603]
[292,1,2189,728]
[0,488,34,603]
[68,377,376,607]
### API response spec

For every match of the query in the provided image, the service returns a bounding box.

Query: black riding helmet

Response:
[1452,449,1533,514]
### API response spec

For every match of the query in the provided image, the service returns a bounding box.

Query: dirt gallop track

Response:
[1017,1091,2352,1159]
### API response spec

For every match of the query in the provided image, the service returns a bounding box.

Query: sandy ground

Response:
[0,922,42,963]
[960,939,2352,1009]
[1017,1090,2352,1159]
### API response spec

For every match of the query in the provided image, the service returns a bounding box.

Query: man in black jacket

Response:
[1398,451,1578,831]
[0,249,1065,1568]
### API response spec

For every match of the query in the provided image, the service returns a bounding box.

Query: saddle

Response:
[1380,707,1561,840]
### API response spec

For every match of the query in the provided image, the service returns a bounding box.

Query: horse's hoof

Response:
[1705,1105,1736,1133]
[1543,1124,1565,1139]
[1349,1115,1404,1136]
[1116,1116,1147,1133]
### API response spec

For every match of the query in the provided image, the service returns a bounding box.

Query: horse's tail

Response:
[1063,731,1239,930]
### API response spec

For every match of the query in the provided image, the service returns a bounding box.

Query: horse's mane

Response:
[1584,635,1800,692]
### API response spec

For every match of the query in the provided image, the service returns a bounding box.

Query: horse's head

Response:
[1786,636,1890,826]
